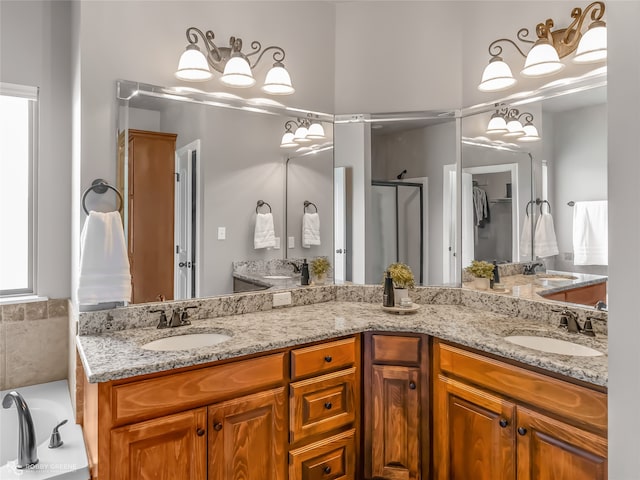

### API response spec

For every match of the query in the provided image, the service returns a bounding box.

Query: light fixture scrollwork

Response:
[175,27,295,95]
[486,104,540,143]
[280,117,326,148]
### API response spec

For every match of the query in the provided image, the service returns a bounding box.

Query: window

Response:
[0,83,38,296]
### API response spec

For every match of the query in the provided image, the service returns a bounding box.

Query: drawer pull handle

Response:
[409,381,417,390]
[517,427,527,436]
[323,466,332,474]
[324,355,332,362]
[213,422,223,431]
[324,402,333,410]
[499,419,508,428]
[196,428,205,436]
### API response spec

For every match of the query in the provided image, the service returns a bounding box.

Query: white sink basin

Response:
[142,333,232,351]
[504,335,603,357]
[263,275,292,279]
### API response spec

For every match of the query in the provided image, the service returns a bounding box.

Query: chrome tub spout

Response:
[2,390,38,468]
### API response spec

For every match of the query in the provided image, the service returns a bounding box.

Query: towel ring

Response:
[82,179,123,215]
[539,200,551,215]
[525,199,551,217]
[303,200,318,213]
[256,200,272,214]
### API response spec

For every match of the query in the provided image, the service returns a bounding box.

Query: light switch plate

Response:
[288,236,295,248]
[217,227,226,240]
[273,291,292,307]
[274,237,281,249]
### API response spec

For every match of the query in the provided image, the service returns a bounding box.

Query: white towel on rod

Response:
[534,213,559,258]
[519,215,534,259]
[77,211,131,305]
[573,200,608,265]
[254,213,276,249]
[302,212,321,248]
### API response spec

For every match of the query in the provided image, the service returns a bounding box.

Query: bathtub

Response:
[0,380,89,480]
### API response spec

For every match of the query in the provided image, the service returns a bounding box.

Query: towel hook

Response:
[81,179,123,215]
[256,200,272,214]
[303,200,318,213]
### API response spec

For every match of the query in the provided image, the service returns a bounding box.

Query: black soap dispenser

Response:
[301,259,310,286]
[383,271,395,307]
[492,260,500,288]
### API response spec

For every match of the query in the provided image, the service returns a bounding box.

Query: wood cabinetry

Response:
[433,339,608,480]
[541,281,607,306]
[363,333,429,480]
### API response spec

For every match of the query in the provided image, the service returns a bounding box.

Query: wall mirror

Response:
[461,69,607,308]
[116,80,333,304]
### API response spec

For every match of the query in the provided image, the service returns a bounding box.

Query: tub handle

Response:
[48,419,68,449]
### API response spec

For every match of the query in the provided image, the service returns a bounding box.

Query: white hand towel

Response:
[573,200,608,265]
[519,216,534,259]
[254,213,276,249]
[302,212,321,248]
[77,211,131,305]
[534,213,559,258]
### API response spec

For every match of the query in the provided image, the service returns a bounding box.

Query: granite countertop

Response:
[232,270,304,290]
[76,301,608,387]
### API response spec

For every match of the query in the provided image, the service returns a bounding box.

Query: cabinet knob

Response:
[196,428,205,436]
[409,381,417,390]
[324,355,332,362]
[323,466,332,474]
[517,427,527,436]
[324,402,333,410]
[213,422,223,431]
[499,418,508,428]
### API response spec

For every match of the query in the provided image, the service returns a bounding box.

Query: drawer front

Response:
[112,353,285,425]
[290,368,357,443]
[371,334,422,366]
[289,429,356,480]
[291,337,356,380]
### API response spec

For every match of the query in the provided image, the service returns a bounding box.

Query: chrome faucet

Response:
[2,391,38,469]
[554,308,596,337]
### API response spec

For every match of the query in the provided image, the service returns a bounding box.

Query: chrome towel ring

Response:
[303,200,318,213]
[82,179,123,215]
[256,200,272,214]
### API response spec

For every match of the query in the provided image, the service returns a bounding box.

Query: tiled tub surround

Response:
[77,285,607,387]
[0,299,70,390]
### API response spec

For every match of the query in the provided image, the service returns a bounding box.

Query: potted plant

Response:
[465,260,494,290]
[310,257,331,285]
[386,263,416,305]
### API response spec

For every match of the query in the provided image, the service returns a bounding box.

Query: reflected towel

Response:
[573,201,608,265]
[77,211,131,305]
[534,213,559,258]
[302,212,321,248]
[254,213,276,249]
[519,215,534,258]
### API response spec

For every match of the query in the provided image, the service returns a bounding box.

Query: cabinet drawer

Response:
[111,353,285,425]
[290,368,357,443]
[291,337,356,380]
[371,334,422,366]
[289,429,356,480]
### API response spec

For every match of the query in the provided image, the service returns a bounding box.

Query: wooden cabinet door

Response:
[433,375,516,480]
[369,364,421,480]
[110,407,207,480]
[208,387,287,480]
[516,406,607,480]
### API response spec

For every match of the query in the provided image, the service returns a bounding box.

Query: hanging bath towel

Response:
[254,212,276,249]
[534,213,559,258]
[302,212,321,248]
[573,201,608,265]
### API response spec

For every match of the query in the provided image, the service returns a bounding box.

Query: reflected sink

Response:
[263,275,292,279]
[142,333,232,351]
[504,335,603,357]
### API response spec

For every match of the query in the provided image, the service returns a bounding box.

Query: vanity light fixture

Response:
[175,27,295,95]
[486,104,541,142]
[280,118,325,148]
[478,1,607,92]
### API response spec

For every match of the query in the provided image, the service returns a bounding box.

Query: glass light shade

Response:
[261,64,295,95]
[574,22,607,64]
[504,119,525,137]
[175,46,213,81]
[220,56,256,88]
[486,115,508,135]
[306,122,325,139]
[521,41,565,77]
[478,57,517,92]
[294,126,311,143]
[280,132,297,148]
[518,123,541,142]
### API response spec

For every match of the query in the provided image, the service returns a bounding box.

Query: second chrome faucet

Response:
[152,306,197,329]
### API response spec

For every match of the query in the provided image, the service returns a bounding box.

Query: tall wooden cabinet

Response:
[117,129,177,303]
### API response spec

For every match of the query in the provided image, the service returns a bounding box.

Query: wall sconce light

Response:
[176,27,295,95]
[478,2,606,92]
[486,104,540,142]
[280,118,325,148]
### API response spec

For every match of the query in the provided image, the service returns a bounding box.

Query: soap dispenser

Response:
[492,260,500,286]
[383,271,395,307]
[301,259,310,286]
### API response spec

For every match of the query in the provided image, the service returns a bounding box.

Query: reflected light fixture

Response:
[486,104,541,142]
[176,27,295,95]
[478,2,607,92]
[280,118,326,148]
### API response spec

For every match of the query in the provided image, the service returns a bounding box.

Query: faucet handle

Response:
[181,306,198,325]
[150,309,168,329]
[582,316,598,337]
[48,419,68,449]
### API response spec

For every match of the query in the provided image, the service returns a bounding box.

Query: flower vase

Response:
[394,288,409,306]
[473,277,490,290]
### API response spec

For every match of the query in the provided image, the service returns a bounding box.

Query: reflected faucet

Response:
[287,261,301,274]
[2,391,38,468]
[523,262,543,275]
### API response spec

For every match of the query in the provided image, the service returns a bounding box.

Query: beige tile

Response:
[4,316,69,389]
[2,303,24,322]
[48,299,69,318]
[24,301,48,320]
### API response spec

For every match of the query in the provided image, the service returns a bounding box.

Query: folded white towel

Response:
[519,216,534,259]
[254,213,276,249]
[77,211,131,305]
[302,212,321,248]
[573,201,608,265]
[534,213,559,258]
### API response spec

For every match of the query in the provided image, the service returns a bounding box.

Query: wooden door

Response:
[208,387,287,480]
[110,407,207,480]
[516,406,607,480]
[370,364,421,480]
[433,375,516,480]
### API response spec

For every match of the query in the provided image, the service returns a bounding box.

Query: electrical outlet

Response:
[273,291,292,307]
[217,227,226,240]
[288,236,295,248]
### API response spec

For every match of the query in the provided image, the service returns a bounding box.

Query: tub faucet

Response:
[2,391,38,469]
